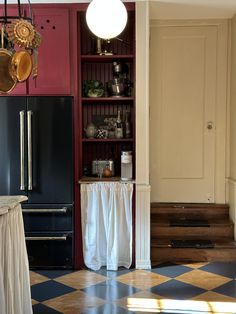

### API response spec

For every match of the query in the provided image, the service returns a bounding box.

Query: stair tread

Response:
[150,203,234,262]
[151,218,233,227]
[151,203,229,209]
[152,238,236,248]
[151,203,229,218]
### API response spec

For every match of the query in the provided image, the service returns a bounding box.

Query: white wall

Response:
[149,0,236,20]
[229,15,236,237]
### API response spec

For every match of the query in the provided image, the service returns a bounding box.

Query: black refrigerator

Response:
[0,96,74,268]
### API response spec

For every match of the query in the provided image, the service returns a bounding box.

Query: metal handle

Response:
[207,121,213,130]
[27,110,33,190]
[25,236,67,241]
[22,207,68,213]
[20,111,25,190]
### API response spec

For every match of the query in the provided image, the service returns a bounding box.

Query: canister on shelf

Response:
[121,151,132,181]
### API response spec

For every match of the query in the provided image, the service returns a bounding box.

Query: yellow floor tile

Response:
[31,299,39,305]
[176,269,231,290]
[54,270,106,289]
[29,271,49,286]
[181,262,209,269]
[192,291,236,302]
[116,291,166,312]
[43,290,105,314]
[116,270,170,289]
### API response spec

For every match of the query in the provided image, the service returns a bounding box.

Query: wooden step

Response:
[150,202,235,263]
[151,219,234,239]
[151,239,236,263]
[151,203,229,219]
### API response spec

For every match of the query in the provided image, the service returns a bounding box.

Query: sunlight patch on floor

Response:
[127,298,236,313]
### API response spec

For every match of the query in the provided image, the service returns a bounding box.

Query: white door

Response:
[150,24,222,203]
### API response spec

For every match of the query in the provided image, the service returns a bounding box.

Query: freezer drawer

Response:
[25,232,73,269]
[22,205,73,232]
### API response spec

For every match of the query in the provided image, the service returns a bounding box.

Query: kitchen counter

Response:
[0,195,32,314]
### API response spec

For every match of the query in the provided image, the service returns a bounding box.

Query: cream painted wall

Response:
[229,15,236,236]
[230,16,236,180]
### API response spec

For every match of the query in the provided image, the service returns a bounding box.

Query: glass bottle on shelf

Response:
[115,110,123,139]
[124,111,131,138]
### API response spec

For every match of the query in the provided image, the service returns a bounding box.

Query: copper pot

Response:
[10,50,32,82]
[0,27,16,93]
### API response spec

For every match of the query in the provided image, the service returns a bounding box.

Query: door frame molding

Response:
[150,19,229,203]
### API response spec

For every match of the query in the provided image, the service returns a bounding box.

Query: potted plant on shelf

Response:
[83,79,104,97]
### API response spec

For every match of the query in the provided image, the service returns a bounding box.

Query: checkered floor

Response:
[30,262,236,314]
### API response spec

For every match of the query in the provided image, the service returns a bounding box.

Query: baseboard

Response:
[135,259,151,269]
[227,178,236,239]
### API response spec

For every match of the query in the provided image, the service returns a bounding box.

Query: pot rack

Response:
[0,0,41,94]
[0,0,33,24]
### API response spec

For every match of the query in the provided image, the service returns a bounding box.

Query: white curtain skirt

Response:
[81,182,133,271]
[0,196,32,314]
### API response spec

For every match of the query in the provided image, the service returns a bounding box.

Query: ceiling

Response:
[149,0,236,19]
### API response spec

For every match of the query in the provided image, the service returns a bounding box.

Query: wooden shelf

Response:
[81,54,134,62]
[81,97,134,102]
[82,138,134,143]
[79,177,135,183]
[79,176,121,182]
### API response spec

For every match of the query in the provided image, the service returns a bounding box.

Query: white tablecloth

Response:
[0,196,32,314]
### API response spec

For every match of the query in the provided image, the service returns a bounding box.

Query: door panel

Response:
[0,97,27,196]
[150,26,217,203]
[27,96,73,204]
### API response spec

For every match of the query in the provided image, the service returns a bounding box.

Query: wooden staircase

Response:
[151,203,236,264]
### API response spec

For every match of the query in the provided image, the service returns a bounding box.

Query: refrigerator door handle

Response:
[27,110,33,190]
[22,207,68,213]
[20,111,25,190]
[25,236,67,241]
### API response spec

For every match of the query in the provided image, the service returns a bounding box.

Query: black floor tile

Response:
[213,280,236,298]
[31,280,76,302]
[200,262,236,279]
[81,279,140,301]
[149,279,206,300]
[34,270,74,279]
[151,263,192,278]
[33,303,62,314]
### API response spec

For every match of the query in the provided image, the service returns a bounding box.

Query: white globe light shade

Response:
[86,0,128,40]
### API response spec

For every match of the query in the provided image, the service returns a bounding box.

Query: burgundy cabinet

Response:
[28,7,71,95]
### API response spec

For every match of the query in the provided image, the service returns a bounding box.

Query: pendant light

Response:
[86,0,128,40]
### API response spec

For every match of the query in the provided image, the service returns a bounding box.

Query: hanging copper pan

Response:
[9,49,32,82]
[0,27,16,93]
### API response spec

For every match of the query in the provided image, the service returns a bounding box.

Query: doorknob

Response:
[207,121,213,130]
